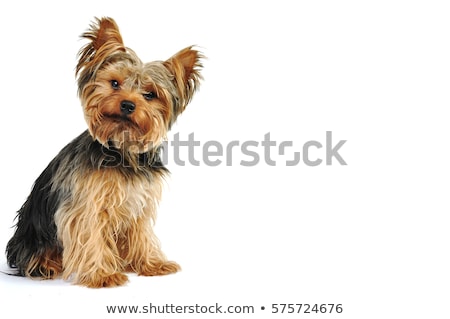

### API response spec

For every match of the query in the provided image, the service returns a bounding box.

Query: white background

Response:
[1,1,449,318]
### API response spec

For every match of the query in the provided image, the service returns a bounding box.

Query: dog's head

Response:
[76,17,203,153]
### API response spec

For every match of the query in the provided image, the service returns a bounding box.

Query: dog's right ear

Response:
[76,17,126,91]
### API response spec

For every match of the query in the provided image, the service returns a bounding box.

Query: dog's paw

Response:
[137,260,181,276]
[80,272,129,288]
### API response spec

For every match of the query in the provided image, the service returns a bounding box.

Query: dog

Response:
[6,17,203,287]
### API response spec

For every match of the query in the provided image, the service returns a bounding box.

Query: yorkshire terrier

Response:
[6,17,203,287]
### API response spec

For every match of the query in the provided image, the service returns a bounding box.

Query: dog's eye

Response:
[143,92,157,100]
[111,80,120,90]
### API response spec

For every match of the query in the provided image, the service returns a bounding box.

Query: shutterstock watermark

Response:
[161,131,347,167]
[107,131,348,167]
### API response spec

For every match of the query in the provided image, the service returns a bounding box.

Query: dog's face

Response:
[76,18,202,153]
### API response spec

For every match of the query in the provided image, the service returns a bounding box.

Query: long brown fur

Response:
[5,17,203,288]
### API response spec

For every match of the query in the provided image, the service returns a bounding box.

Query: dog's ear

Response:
[86,17,124,51]
[164,46,203,114]
[76,17,126,92]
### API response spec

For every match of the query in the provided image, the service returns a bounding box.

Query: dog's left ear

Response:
[164,47,203,114]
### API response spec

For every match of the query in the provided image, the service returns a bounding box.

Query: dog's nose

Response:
[120,100,136,115]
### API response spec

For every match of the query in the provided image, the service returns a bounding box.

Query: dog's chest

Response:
[101,170,163,219]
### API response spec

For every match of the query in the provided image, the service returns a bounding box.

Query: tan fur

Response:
[7,17,201,288]
[26,247,63,279]
[54,168,179,287]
